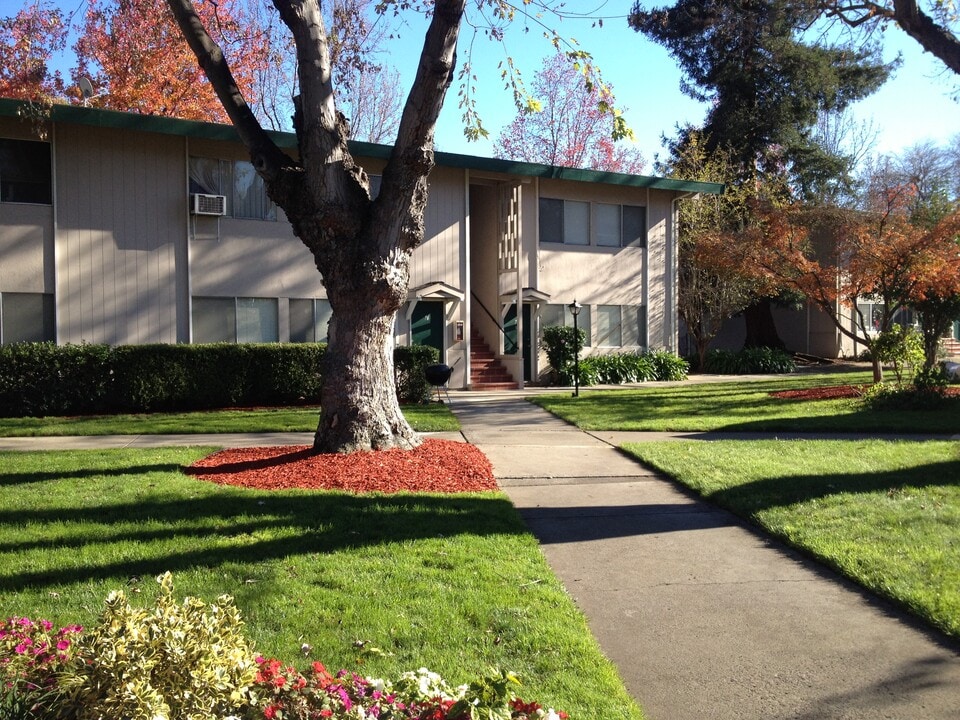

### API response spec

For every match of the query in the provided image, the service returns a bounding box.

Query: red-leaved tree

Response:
[74,0,271,122]
[739,201,960,381]
[494,52,644,173]
[0,0,67,102]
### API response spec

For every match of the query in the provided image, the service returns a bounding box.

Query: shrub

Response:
[0,342,434,416]
[393,344,439,404]
[2,578,568,720]
[860,381,959,411]
[540,326,587,386]
[703,347,795,374]
[49,573,257,720]
[647,350,689,382]
[872,325,925,387]
[0,343,111,417]
[570,351,689,386]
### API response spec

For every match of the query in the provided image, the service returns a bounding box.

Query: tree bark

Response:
[166,0,468,453]
[317,283,418,453]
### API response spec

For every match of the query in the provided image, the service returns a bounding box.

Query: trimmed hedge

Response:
[0,342,437,417]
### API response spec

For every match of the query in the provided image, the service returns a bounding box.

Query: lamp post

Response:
[568,300,582,397]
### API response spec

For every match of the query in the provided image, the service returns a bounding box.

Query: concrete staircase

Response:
[470,329,518,390]
[942,336,960,359]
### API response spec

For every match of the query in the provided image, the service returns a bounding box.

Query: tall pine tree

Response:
[630,0,892,348]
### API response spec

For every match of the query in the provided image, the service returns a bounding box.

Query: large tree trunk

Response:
[167,0,466,454]
[316,298,419,453]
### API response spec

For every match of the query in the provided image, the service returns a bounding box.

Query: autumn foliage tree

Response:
[494,53,644,173]
[662,134,762,367]
[74,0,271,122]
[0,0,67,101]
[738,200,960,381]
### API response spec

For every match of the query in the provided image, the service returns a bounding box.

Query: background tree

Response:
[815,0,960,75]
[630,0,892,350]
[74,0,271,122]
[660,134,758,367]
[739,201,960,380]
[0,0,67,101]
[865,142,960,369]
[494,52,644,173]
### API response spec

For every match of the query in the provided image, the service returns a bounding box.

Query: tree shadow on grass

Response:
[0,463,186,486]
[0,465,524,593]
[706,458,960,517]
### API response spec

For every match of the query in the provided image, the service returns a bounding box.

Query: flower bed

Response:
[1,575,568,720]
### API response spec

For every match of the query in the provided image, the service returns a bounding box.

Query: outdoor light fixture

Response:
[568,300,582,397]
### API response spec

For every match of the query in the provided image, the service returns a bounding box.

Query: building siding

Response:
[54,124,183,344]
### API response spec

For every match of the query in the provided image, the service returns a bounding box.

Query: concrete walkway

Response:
[3,394,960,718]
[450,394,960,720]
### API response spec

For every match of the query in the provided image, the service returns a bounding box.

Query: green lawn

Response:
[0,403,459,436]
[0,449,642,719]
[531,371,960,433]
[621,439,960,640]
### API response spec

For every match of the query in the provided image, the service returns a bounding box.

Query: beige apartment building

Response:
[0,99,725,389]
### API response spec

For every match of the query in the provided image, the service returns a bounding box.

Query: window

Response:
[595,204,622,247]
[0,139,52,204]
[542,303,591,346]
[192,296,278,343]
[596,305,622,347]
[0,292,55,343]
[237,298,278,342]
[622,305,646,347]
[189,157,277,221]
[539,198,646,247]
[290,298,332,343]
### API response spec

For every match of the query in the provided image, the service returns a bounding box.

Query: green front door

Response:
[503,304,533,381]
[411,301,444,353]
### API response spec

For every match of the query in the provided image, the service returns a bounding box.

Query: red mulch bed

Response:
[770,385,868,400]
[185,439,497,494]
[771,384,960,400]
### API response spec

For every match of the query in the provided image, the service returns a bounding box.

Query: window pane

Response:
[1,292,54,343]
[237,297,278,343]
[192,297,235,343]
[189,157,222,195]
[623,305,646,347]
[289,298,315,343]
[597,305,622,347]
[233,161,276,221]
[596,204,621,247]
[563,201,590,245]
[0,139,52,204]
[623,205,646,247]
[315,299,333,343]
[541,304,564,328]
[539,198,563,243]
[542,303,591,345]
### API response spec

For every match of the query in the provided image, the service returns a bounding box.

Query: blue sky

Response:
[404,5,959,165]
[39,0,959,167]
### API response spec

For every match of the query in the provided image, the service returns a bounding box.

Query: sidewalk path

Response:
[450,394,960,720]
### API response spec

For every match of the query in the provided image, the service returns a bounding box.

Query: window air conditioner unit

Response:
[190,193,227,216]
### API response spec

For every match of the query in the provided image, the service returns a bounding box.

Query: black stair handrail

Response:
[471,292,519,354]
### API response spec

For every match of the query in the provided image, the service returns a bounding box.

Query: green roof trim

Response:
[0,99,724,194]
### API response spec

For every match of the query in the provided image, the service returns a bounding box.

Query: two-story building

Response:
[0,99,724,388]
